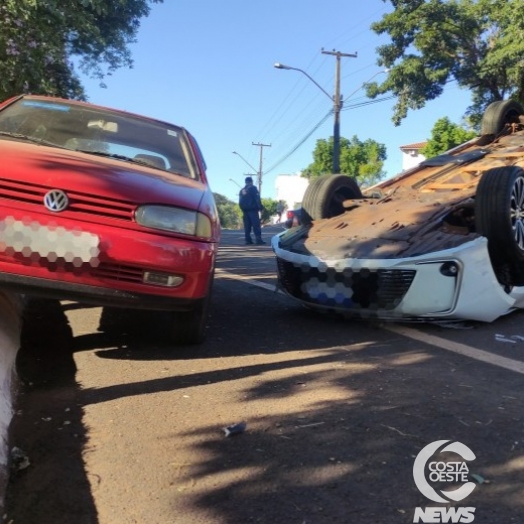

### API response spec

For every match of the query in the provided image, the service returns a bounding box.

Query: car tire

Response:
[300,175,331,225]
[480,100,524,136]
[169,298,210,345]
[17,298,75,385]
[475,165,524,286]
[302,174,362,223]
[98,306,129,333]
[168,273,213,345]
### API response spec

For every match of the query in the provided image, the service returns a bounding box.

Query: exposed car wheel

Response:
[169,296,210,345]
[300,175,331,225]
[475,165,524,286]
[480,100,524,136]
[98,306,129,333]
[168,273,213,345]
[17,298,75,385]
[302,174,362,223]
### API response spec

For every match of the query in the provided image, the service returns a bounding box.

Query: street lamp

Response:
[274,63,333,100]
[274,60,345,174]
[232,151,259,190]
[343,68,390,101]
[274,52,357,174]
[229,178,242,189]
[274,62,389,174]
[232,151,258,173]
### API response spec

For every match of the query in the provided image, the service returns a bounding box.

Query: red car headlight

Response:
[135,205,212,239]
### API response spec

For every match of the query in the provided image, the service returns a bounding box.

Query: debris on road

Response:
[470,473,486,484]
[10,447,30,471]
[435,321,474,330]
[495,334,520,343]
[223,421,247,437]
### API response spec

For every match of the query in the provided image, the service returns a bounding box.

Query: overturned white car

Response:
[272,100,524,322]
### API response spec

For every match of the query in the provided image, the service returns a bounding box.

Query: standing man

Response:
[239,176,265,245]
[276,200,285,223]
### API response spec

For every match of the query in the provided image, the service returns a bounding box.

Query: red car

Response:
[284,208,302,228]
[0,95,220,344]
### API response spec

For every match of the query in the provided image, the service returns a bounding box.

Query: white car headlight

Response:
[136,205,212,238]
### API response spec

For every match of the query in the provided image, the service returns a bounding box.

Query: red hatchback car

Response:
[0,95,220,344]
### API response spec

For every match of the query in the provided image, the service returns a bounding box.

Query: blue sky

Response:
[80,0,472,202]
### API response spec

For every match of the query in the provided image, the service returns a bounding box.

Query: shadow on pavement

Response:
[77,277,372,361]
[4,251,524,523]
[6,298,98,524]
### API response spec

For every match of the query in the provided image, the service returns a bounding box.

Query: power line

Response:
[255,60,323,140]
[257,59,331,155]
[262,65,389,173]
[265,95,395,175]
[341,95,396,111]
[255,54,331,141]
[254,5,391,168]
[265,110,333,175]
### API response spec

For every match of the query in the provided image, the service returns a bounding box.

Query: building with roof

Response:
[400,141,427,171]
[275,173,309,211]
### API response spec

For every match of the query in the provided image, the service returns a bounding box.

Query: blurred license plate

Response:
[0,218,100,265]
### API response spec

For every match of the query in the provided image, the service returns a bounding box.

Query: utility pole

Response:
[321,48,357,174]
[252,142,271,196]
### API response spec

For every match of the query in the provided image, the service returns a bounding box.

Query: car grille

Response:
[0,252,144,285]
[90,263,144,283]
[277,258,416,311]
[0,179,135,220]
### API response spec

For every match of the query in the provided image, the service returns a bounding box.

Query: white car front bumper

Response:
[272,234,524,322]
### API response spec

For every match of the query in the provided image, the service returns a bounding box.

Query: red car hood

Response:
[0,140,208,209]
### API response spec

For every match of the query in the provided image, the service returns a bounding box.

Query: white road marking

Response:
[216,269,284,294]
[219,267,524,374]
[385,325,524,375]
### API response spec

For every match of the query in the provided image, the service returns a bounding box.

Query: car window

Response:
[0,98,200,179]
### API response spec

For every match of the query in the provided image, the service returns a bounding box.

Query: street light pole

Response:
[251,142,271,195]
[275,48,357,174]
[322,49,350,174]
[232,147,270,196]
[273,63,333,99]
[342,68,390,101]
[232,151,258,177]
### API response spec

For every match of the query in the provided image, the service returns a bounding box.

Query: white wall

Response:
[275,174,309,211]
[401,148,426,171]
[0,292,21,509]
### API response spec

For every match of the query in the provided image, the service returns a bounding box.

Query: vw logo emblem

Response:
[43,189,69,212]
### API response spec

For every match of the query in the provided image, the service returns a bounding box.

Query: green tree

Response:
[366,0,524,126]
[214,193,242,230]
[261,198,278,224]
[303,136,387,187]
[420,117,477,158]
[0,0,162,101]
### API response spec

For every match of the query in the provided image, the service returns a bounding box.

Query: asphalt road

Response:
[5,224,524,524]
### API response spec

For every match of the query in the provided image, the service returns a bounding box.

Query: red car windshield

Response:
[0,97,201,179]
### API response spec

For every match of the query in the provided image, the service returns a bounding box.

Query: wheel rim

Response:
[510,175,524,250]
